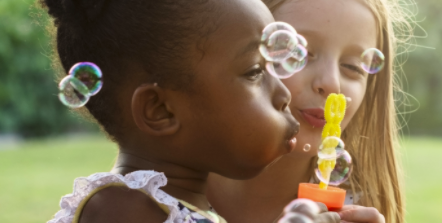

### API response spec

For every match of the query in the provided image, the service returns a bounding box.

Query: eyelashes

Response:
[341,63,365,75]
[244,65,265,80]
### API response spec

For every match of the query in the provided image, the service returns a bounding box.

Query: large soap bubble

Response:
[260,22,299,63]
[361,48,385,74]
[69,62,103,96]
[58,76,90,108]
[315,136,353,186]
[58,62,103,108]
[261,22,308,79]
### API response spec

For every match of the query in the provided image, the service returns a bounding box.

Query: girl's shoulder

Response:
[48,170,223,223]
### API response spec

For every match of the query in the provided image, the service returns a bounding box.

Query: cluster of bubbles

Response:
[260,22,308,79]
[361,48,385,74]
[58,62,103,108]
[315,136,353,186]
[278,199,320,223]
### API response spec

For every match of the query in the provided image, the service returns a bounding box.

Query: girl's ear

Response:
[131,83,180,136]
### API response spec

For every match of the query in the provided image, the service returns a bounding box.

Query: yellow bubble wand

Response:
[318,93,346,190]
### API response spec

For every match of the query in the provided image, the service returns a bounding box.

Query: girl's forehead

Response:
[273,0,377,50]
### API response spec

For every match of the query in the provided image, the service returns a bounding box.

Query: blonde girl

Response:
[208,0,413,222]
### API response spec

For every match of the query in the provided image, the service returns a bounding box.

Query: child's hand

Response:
[338,205,385,223]
[277,199,340,223]
[313,202,341,223]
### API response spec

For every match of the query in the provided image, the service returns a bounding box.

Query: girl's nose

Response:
[272,77,291,112]
[312,59,341,96]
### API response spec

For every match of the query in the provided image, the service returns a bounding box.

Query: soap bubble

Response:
[296,34,308,47]
[260,22,309,79]
[260,30,298,62]
[261,22,297,43]
[361,48,385,74]
[303,144,311,152]
[58,76,90,108]
[318,136,345,159]
[315,150,352,186]
[260,22,298,62]
[266,45,307,79]
[290,44,308,61]
[69,62,103,96]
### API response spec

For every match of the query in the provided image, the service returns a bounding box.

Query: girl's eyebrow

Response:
[235,39,261,59]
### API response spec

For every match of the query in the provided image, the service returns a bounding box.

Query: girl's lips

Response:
[300,108,326,128]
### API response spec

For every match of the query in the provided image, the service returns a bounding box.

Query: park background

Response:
[0,0,441,222]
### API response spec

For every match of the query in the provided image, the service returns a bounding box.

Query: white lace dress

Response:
[48,170,224,223]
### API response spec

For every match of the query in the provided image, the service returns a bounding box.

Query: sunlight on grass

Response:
[0,135,441,222]
[401,137,442,222]
[0,134,117,223]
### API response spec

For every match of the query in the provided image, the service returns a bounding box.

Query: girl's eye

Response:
[244,65,265,80]
[341,64,365,75]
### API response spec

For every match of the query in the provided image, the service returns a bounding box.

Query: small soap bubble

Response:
[303,144,311,152]
[69,62,103,96]
[296,34,308,47]
[260,30,298,62]
[315,150,352,186]
[361,48,385,74]
[58,76,90,108]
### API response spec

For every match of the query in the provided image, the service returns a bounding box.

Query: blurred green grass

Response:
[0,135,117,223]
[0,135,441,222]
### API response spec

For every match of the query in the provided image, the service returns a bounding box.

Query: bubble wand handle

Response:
[318,93,346,190]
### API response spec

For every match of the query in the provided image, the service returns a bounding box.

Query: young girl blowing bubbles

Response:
[208,0,413,222]
[40,0,319,222]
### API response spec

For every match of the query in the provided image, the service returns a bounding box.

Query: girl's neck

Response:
[207,154,314,223]
[112,151,211,211]
[231,154,312,198]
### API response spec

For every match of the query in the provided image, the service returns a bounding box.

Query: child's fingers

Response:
[338,206,385,223]
[315,212,341,223]
[278,212,313,223]
[314,202,328,213]
[283,199,321,219]
[336,204,364,212]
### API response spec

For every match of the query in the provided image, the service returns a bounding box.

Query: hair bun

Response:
[40,0,107,26]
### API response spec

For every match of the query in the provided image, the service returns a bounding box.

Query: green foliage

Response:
[0,0,441,137]
[0,0,94,138]
[399,0,442,135]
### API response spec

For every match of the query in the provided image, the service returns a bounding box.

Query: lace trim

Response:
[47,170,181,223]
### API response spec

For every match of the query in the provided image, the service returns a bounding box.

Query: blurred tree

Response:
[400,0,442,136]
[0,0,440,138]
[0,0,94,138]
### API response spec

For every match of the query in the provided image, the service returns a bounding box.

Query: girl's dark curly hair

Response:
[39,0,215,143]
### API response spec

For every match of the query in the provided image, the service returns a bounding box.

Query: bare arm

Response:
[79,186,168,223]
